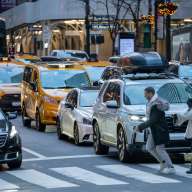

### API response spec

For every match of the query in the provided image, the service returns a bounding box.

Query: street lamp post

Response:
[85,0,90,57]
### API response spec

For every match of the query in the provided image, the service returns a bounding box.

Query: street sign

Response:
[119,33,135,56]
[43,25,51,42]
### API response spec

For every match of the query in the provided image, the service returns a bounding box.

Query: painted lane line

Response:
[23,154,108,162]
[0,178,19,191]
[8,169,78,189]
[51,167,128,186]
[142,164,192,179]
[22,147,46,158]
[97,164,181,184]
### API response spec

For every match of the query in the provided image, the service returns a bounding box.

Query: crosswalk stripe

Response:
[51,167,128,186]
[0,178,19,191]
[8,169,78,189]
[142,164,192,179]
[97,164,181,184]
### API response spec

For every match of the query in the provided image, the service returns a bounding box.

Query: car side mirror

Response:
[30,82,38,92]
[65,102,74,110]
[106,100,119,109]
[6,112,17,120]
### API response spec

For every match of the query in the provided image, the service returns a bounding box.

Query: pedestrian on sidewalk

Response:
[135,87,176,174]
[174,98,192,174]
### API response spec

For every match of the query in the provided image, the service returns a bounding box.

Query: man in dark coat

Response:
[135,87,175,174]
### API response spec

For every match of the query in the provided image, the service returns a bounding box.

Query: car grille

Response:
[0,134,7,147]
[166,116,187,133]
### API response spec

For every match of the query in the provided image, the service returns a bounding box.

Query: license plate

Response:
[12,102,21,107]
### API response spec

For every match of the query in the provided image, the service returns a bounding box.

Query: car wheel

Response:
[93,122,109,155]
[57,117,65,140]
[7,152,22,170]
[74,123,80,145]
[22,105,31,127]
[117,126,130,162]
[35,110,46,132]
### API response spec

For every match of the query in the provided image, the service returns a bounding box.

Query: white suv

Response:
[92,74,192,162]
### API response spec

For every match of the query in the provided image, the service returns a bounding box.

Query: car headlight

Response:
[82,118,92,125]
[44,96,58,105]
[129,115,147,122]
[10,125,17,138]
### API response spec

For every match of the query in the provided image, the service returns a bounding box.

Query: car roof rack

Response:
[122,72,176,80]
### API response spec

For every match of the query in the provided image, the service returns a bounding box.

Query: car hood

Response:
[43,89,71,100]
[0,83,21,95]
[77,107,93,118]
[124,103,188,116]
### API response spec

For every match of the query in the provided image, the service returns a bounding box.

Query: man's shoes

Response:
[159,162,167,173]
[162,167,176,174]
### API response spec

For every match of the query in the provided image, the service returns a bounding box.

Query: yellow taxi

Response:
[0,63,24,112]
[13,53,41,65]
[21,63,91,132]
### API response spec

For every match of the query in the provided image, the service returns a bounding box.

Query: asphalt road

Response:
[0,116,192,192]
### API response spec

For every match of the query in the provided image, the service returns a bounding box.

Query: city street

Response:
[0,116,191,192]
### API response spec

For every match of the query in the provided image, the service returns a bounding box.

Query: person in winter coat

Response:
[174,98,192,174]
[135,87,176,174]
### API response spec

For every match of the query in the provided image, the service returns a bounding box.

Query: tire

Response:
[35,110,46,132]
[57,117,64,140]
[7,152,22,170]
[74,123,80,145]
[93,122,109,155]
[117,126,130,162]
[22,105,31,127]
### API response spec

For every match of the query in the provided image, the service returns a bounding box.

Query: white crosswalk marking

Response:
[97,164,181,184]
[142,164,192,179]
[51,167,128,186]
[8,169,78,189]
[0,178,19,191]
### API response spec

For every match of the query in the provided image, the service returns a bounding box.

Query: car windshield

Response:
[40,70,90,89]
[124,82,192,105]
[85,67,105,81]
[0,67,24,84]
[16,58,40,64]
[80,90,99,107]
[179,65,192,79]
[70,52,88,60]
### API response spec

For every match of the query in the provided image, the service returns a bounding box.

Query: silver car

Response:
[57,87,99,145]
[92,74,192,162]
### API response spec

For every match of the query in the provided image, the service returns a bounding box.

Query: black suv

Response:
[0,110,22,169]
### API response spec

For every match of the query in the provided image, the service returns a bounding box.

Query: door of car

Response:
[22,67,33,117]
[61,90,77,137]
[29,69,39,119]
[102,82,120,144]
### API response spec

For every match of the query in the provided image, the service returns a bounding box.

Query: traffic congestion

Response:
[0,1,192,189]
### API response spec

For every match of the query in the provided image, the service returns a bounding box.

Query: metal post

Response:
[85,0,90,57]
[166,14,171,62]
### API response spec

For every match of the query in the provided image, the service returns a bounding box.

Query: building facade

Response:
[0,0,192,59]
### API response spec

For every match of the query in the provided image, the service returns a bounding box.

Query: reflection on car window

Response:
[66,91,78,107]
[85,67,105,81]
[40,70,90,89]
[0,67,24,84]
[124,83,192,105]
[103,83,120,105]
[80,91,98,107]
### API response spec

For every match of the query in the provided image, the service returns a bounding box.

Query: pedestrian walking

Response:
[174,98,192,174]
[135,87,176,174]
